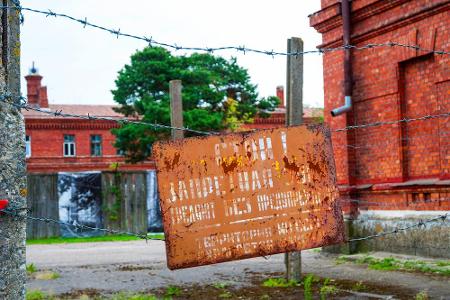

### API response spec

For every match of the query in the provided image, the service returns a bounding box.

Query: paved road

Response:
[27,241,450,299]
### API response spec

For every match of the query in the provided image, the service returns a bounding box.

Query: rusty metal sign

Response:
[153,125,345,269]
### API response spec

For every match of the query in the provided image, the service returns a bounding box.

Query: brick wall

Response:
[310,0,450,212]
[26,120,154,173]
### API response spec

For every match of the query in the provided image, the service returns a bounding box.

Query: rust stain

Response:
[152,125,345,270]
[164,152,181,171]
[221,155,239,174]
[282,156,300,173]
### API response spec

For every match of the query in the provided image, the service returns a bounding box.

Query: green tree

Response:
[112,46,279,162]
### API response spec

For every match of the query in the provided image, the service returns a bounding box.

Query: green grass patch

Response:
[34,271,60,280]
[351,281,367,292]
[262,277,299,288]
[111,292,158,300]
[337,255,450,276]
[26,263,37,274]
[165,285,182,297]
[218,291,233,298]
[436,261,450,267]
[303,275,314,300]
[367,257,398,271]
[319,277,339,299]
[320,285,339,300]
[26,289,54,300]
[26,233,164,245]
[415,291,429,300]
[213,282,229,289]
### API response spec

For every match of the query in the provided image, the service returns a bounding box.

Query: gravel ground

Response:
[26,241,450,299]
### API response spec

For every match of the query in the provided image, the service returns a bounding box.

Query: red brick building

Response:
[24,67,323,174]
[310,0,449,213]
[243,86,324,130]
[23,66,154,173]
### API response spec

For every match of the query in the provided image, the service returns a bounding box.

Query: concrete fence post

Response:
[285,37,304,281]
[169,79,184,140]
[0,1,27,299]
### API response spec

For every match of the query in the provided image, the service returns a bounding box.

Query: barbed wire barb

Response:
[0,208,165,241]
[1,4,449,56]
[348,213,448,243]
[0,94,217,136]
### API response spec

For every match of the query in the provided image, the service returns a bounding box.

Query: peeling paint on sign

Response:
[153,125,345,270]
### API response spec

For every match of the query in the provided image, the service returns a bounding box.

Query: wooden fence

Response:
[102,171,148,236]
[27,171,153,239]
[26,174,60,239]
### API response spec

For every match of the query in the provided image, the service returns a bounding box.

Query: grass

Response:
[34,271,60,280]
[165,286,182,297]
[303,275,314,300]
[218,291,233,298]
[110,292,158,300]
[27,263,60,280]
[336,255,450,276]
[415,291,429,300]
[26,290,54,300]
[213,282,229,289]
[26,263,37,274]
[351,281,367,292]
[262,275,333,300]
[319,285,339,300]
[26,233,164,245]
[262,277,299,288]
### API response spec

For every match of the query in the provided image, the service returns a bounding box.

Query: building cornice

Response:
[311,0,450,48]
[310,0,411,34]
[25,118,121,130]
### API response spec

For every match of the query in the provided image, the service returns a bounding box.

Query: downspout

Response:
[331,0,352,117]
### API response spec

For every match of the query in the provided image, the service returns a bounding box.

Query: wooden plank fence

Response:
[102,171,148,236]
[26,171,150,239]
[26,174,60,239]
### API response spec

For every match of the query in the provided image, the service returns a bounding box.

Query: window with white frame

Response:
[90,135,102,156]
[63,134,76,157]
[25,135,31,158]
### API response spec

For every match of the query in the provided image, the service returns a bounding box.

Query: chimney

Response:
[276,85,285,108]
[24,62,48,108]
[39,86,48,108]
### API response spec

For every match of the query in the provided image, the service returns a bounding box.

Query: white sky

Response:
[20,1,324,107]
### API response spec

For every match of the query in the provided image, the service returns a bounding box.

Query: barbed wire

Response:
[1,94,450,136]
[0,207,164,241]
[1,206,447,245]
[348,213,448,243]
[333,111,450,132]
[1,4,449,57]
[0,94,216,136]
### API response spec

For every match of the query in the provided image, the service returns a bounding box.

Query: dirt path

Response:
[26,241,450,299]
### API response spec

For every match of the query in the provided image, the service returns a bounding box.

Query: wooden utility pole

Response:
[169,80,184,140]
[0,2,27,299]
[285,37,304,281]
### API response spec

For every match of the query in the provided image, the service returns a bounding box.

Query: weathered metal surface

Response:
[153,125,345,270]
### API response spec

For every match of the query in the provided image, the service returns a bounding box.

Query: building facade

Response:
[310,0,449,256]
[23,67,154,173]
[243,86,324,130]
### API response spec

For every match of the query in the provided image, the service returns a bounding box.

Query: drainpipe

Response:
[331,0,352,117]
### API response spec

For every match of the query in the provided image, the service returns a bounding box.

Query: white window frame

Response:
[25,135,31,158]
[63,134,76,157]
[90,134,102,157]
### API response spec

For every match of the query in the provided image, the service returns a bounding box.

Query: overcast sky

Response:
[20,1,323,107]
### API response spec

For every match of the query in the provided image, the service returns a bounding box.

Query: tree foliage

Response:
[112,46,279,162]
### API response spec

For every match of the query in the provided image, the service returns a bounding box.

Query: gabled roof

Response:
[22,104,124,119]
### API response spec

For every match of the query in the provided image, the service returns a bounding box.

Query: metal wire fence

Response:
[2,3,450,56]
[0,1,448,251]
